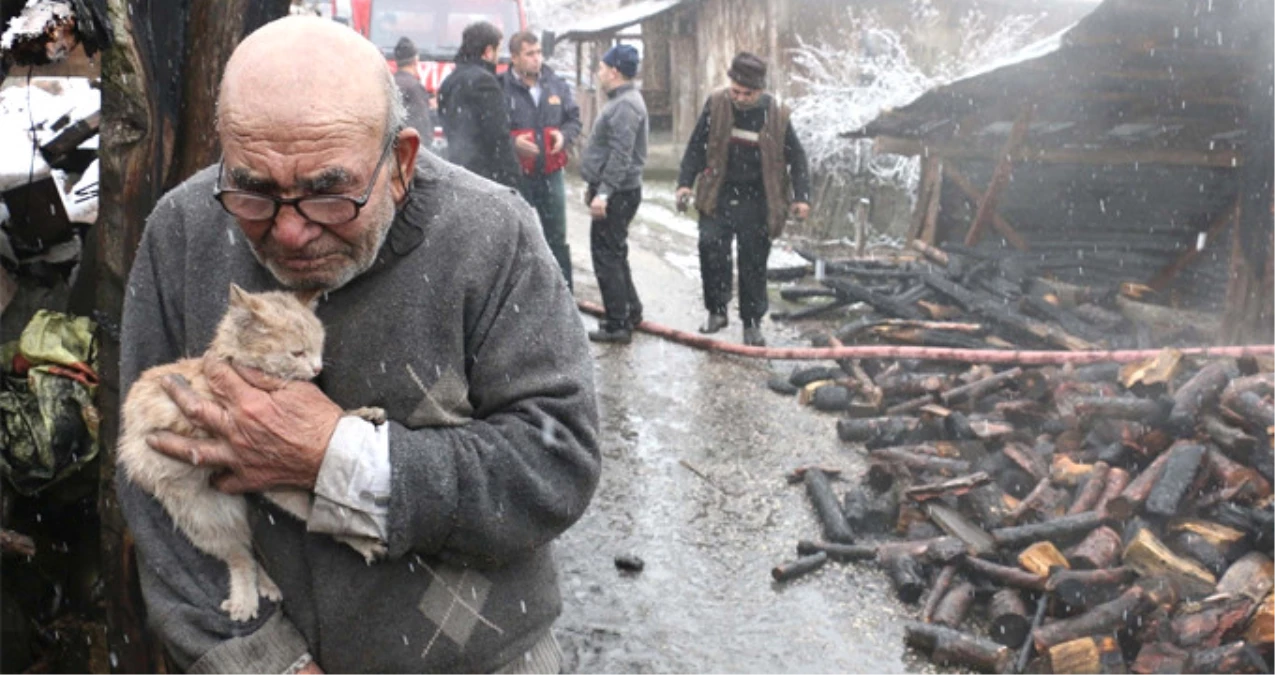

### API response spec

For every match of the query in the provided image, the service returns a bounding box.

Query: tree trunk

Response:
[97,0,289,669]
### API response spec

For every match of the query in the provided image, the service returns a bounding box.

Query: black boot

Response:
[589,326,632,344]
[699,312,728,334]
[743,326,765,347]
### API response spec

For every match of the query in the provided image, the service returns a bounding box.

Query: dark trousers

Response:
[588,185,643,330]
[699,185,770,326]
[518,171,572,290]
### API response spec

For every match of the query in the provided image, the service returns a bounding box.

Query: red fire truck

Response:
[334,0,530,93]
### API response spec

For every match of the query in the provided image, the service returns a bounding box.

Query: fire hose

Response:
[576,299,1275,365]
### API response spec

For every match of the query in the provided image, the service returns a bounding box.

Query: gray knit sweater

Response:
[117,151,600,673]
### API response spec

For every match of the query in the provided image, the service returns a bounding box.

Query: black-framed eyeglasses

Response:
[213,138,397,226]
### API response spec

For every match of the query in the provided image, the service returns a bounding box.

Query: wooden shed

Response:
[851,0,1273,343]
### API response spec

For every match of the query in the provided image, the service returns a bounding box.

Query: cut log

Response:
[1019,540,1071,577]
[1202,415,1258,460]
[903,621,1013,674]
[842,485,899,535]
[1047,567,1138,610]
[1048,635,1125,675]
[1074,395,1169,422]
[961,556,1046,591]
[1132,642,1190,674]
[932,581,977,629]
[1171,594,1256,649]
[994,512,1107,549]
[796,540,878,563]
[886,394,937,416]
[1033,584,1150,651]
[1168,519,1248,552]
[811,384,854,412]
[878,536,967,566]
[963,483,1015,529]
[839,417,932,449]
[1068,462,1112,515]
[1006,478,1062,523]
[1221,373,1275,401]
[1002,442,1050,481]
[785,465,844,485]
[988,588,1031,648]
[1067,526,1123,570]
[1206,447,1272,502]
[922,564,958,624]
[1094,468,1131,516]
[940,367,1024,406]
[1171,532,1231,577]
[1220,391,1275,437]
[1051,455,1097,488]
[877,371,955,398]
[882,551,928,604]
[905,472,992,503]
[1216,552,1274,603]
[927,502,996,556]
[790,366,847,387]
[1167,361,1235,437]
[771,551,829,582]
[922,272,1097,351]
[1144,442,1208,518]
[1106,451,1175,520]
[1183,641,1268,674]
[868,446,971,475]
[1122,528,1217,594]
[910,238,949,266]
[804,468,856,544]
[823,277,927,321]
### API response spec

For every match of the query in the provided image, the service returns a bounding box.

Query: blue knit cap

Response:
[602,44,640,78]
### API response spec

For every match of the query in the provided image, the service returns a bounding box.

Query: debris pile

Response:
[771,339,1273,673]
[769,240,1219,352]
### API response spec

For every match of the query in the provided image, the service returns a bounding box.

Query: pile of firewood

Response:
[770,351,1274,673]
[769,241,1217,350]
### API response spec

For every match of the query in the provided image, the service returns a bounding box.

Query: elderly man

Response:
[676,52,810,347]
[117,16,598,674]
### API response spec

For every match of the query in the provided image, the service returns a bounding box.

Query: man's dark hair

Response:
[458,21,503,60]
[508,31,538,57]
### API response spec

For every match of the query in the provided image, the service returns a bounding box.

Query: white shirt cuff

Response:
[309,416,391,542]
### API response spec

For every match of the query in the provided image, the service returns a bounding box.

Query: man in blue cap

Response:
[579,44,648,344]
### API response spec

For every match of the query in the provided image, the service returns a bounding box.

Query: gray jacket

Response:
[579,82,647,196]
[118,151,600,673]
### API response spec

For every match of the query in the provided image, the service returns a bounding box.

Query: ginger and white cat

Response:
[118,284,384,622]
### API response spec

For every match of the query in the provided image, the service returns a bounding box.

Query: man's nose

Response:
[271,205,323,250]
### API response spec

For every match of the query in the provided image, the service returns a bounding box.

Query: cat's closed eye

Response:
[291,350,305,358]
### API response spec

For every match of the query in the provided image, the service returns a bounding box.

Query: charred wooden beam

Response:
[823,277,926,321]
[1067,462,1111,515]
[796,540,878,563]
[963,482,1016,530]
[1216,552,1274,603]
[994,512,1108,549]
[1005,478,1062,524]
[905,472,992,503]
[1221,391,1275,438]
[842,485,898,535]
[1245,593,1273,649]
[1032,584,1149,651]
[839,417,935,450]
[1183,641,1268,674]
[922,564,958,624]
[1002,443,1049,482]
[1133,642,1190,674]
[1050,455,1097,488]
[922,272,1096,351]
[903,621,1013,674]
[1093,467,1130,517]
[1046,567,1138,610]
[1172,595,1257,649]
[1167,361,1235,437]
[1202,414,1258,460]
[804,468,856,544]
[962,556,1046,591]
[867,446,971,475]
[877,371,955,398]
[1206,447,1272,502]
[940,367,1024,406]
[1073,395,1169,422]
[771,551,829,582]
[1144,442,1208,518]
[928,502,996,556]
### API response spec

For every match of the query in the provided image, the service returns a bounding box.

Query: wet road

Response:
[552,178,925,673]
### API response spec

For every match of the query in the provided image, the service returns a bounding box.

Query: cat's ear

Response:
[294,289,322,309]
[228,283,256,310]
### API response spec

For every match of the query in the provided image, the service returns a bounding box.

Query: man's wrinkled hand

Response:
[146,359,343,493]
[514,134,539,158]
[790,202,811,220]
[589,195,608,219]
[548,129,565,155]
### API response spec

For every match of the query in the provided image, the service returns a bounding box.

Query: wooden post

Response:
[908,155,940,242]
[1148,199,1239,292]
[942,164,1029,251]
[97,0,289,669]
[921,159,944,244]
[964,106,1033,247]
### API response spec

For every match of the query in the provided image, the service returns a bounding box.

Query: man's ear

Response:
[392,131,420,201]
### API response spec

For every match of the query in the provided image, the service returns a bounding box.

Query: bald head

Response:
[218,16,403,144]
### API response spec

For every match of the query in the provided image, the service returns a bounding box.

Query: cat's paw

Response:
[258,571,283,602]
[339,535,387,564]
[348,406,387,426]
[222,592,260,622]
